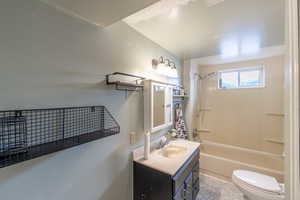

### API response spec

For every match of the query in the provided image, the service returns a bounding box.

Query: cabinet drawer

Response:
[192,162,199,184]
[174,173,194,200]
[173,149,200,192]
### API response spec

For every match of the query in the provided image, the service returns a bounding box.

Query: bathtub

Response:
[199,140,284,182]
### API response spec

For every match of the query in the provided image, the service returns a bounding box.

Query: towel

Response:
[175,104,187,139]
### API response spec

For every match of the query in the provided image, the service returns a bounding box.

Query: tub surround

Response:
[192,56,285,182]
[133,139,200,175]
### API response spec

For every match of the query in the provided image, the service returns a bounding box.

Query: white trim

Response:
[286,0,300,199]
[144,80,173,133]
[218,66,265,89]
[150,82,173,132]
[190,45,286,66]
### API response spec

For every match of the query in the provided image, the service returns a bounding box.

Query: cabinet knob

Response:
[141,193,146,200]
[181,188,191,199]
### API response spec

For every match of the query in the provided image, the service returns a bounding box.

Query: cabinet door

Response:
[174,184,185,200]
[192,162,199,184]
[193,178,200,200]
[185,173,193,200]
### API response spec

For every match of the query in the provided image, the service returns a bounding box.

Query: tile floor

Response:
[197,174,246,200]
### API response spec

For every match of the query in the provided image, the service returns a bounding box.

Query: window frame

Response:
[218,66,265,89]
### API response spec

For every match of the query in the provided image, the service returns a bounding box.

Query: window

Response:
[218,67,264,89]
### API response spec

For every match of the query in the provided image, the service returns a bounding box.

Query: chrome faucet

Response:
[159,139,168,149]
[158,136,174,149]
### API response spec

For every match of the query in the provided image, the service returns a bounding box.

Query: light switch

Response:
[130,132,136,145]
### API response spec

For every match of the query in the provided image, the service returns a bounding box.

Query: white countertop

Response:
[134,139,200,176]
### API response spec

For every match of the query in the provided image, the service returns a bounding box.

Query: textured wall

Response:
[0,0,181,200]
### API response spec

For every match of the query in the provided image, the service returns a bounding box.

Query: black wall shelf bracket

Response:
[0,106,120,168]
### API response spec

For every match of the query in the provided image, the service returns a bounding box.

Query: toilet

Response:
[232,170,285,200]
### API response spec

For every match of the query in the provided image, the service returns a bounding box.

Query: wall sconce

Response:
[152,56,178,78]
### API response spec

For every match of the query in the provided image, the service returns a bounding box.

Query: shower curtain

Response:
[175,104,187,138]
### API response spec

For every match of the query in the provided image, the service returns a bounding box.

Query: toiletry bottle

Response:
[144,131,150,160]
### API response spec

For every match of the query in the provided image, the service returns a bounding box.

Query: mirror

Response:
[144,80,173,133]
[153,85,166,127]
[165,87,172,124]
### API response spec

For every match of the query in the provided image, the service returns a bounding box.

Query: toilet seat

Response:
[232,170,282,194]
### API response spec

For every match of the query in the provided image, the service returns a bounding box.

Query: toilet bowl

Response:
[232,170,284,200]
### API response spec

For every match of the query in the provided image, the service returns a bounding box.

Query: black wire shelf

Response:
[0,106,120,168]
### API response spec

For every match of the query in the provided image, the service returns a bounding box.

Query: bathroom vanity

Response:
[133,140,200,200]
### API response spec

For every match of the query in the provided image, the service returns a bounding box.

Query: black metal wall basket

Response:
[0,106,120,168]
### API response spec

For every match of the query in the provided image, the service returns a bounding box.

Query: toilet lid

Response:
[233,170,281,193]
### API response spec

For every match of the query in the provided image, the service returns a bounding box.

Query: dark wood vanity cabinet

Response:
[134,148,200,200]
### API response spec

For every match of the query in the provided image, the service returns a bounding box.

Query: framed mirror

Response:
[144,80,173,133]
[153,85,166,128]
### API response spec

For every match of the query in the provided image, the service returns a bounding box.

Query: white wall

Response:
[0,1,181,200]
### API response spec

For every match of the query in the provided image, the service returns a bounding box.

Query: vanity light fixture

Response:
[154,56,178,78]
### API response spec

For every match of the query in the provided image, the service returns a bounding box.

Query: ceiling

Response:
[40,0,160,27]
[124,0,285,59]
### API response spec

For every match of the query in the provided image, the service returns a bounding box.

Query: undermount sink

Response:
[161,144,187,158]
